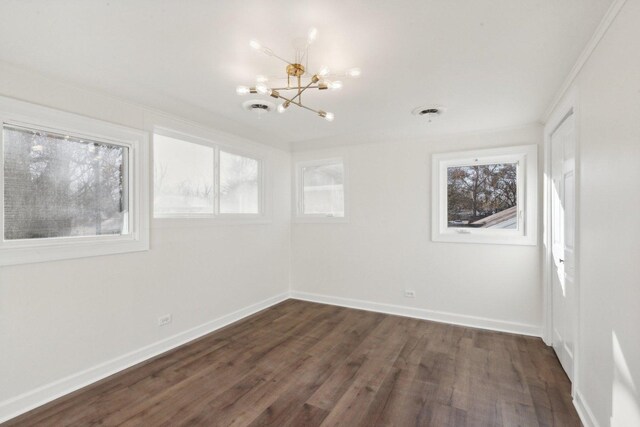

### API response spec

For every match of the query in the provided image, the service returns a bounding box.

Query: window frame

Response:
[0,96,149,266]
[151,127,266,222]
[431,144,537,245]
[294,157,347,223]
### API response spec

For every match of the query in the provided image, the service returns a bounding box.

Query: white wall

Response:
[3,2,638,422]
[551,1,640,425]
[291,125,543,335]
[0,63,292,420]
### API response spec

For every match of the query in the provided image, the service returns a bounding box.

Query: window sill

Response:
[0,237,149,266]
[432,230,537,246]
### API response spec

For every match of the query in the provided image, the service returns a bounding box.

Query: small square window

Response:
[432,145,537,245]
[447,162,518,230]
[219,150,261,215]
[296,158,345,220]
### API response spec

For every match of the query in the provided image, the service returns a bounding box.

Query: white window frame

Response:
[152,127,266,222]
[294,157,347,223]
[431,144,537,245]
[0,96,149,266]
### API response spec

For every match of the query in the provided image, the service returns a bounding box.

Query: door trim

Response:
[543,86,580,397]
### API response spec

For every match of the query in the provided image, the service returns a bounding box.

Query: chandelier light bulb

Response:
[249,39,262,50]
[255,83,269,95]
[346,67,361,78]
[236,85,250,95]
[329,80,343,90]
[277,103,289,113]
[318,66,330,77]
[318,110,334,121]
[307,27,318,44]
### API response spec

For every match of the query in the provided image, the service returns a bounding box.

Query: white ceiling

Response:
[0,0,613,150]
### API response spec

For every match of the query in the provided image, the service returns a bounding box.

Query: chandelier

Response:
[236,28,361,121]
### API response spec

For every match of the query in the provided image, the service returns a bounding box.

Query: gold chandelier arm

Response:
[270,52,295,66]
[255,44,295,66]
[270,85,326,91]
[261,46,295,66]
[290,75,319,104]
[273,92,321,115]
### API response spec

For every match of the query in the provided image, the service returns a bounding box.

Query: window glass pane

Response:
[447,163,517,229]
[219,150,259,214]
[154,134,214,215]
[3,124,128,240]
[302,162,344,216]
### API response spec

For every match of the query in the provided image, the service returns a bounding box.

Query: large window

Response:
[432,145,537,245]
[4,125,129,239]
[295,158,345,220]
[153,132,263,219]
[0,97,149,266]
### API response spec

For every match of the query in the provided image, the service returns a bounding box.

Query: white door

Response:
[550,112,577,381]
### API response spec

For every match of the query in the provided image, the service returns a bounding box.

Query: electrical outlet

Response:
[404,290,416,298]
[158,314,172,326]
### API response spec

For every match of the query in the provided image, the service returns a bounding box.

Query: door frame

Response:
[542,86,580,397]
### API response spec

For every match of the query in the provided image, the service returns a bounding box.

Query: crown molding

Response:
[542,0,628,122]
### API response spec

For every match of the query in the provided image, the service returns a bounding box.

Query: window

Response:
[432,145,537,245]
[4,125,129,239]
[0,97,149,266]
[154,134,214,216]
[219,150,260,215]
[447,163,518,229]
[296,158,345,220]
[152,132,264,219]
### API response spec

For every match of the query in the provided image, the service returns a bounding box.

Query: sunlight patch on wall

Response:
[611,331,640,426]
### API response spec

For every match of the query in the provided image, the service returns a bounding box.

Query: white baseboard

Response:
[1,290,544,423]
[290,291,541,337]
[0,291,289,424]
[574,390,601,427]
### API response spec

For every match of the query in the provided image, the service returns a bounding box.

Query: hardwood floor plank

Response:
[4,300,582,427]
[281,403,329,427]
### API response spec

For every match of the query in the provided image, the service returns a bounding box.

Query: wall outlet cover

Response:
[158,314,172,326]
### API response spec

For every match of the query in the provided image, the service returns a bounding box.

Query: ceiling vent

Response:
[243,99,275,115]
[412,105,446,122]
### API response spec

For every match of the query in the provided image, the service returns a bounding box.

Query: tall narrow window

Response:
[153,134,214,216]
[4,124,128,240]
[296,158,345,219]
[219,150,260,214]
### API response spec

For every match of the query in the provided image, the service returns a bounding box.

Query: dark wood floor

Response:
[5,300,581,426]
